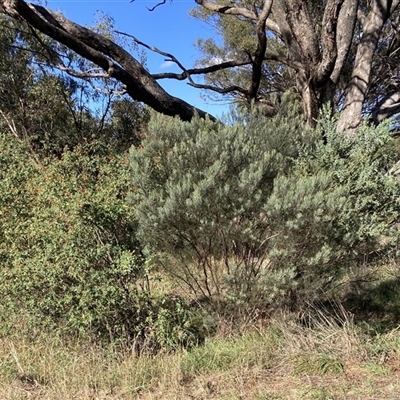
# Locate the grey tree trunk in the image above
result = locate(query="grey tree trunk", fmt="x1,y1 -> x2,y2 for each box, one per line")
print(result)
337,0 -> 400,132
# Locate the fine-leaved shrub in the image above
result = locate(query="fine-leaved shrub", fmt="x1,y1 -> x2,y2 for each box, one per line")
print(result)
130,105 -> 305,310
266,112 -> 400,304
130,106 -> 400,313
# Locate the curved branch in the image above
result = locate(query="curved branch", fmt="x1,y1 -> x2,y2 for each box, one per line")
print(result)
314,0 -> 344,87
195,0 -> 280,34
153,60 -> 252,80
0,0 -> 216,121
188,80 -> 249,96
147,0 -> 166,12
372,90 -> 400,123
195,0 -> 256,20
116,30 -> 188,73
57,64 -> 108,78
248,0 -> 273,100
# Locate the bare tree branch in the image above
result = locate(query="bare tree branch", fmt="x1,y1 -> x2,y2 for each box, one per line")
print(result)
314,0 -> 344,87
152,59 -> 252,80
130,0 -> 167,12
116,30 -> 188,72
0,0 -> 216,121
188,80 -> 249,96
147,0 -> 166,12
248,0 -> 273,100
57,65 -> 111,79
195,0 -> 256,20
195,0 -> 280,34
372,90 -> 400,124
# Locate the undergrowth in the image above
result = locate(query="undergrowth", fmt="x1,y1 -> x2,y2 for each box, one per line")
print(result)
2,301 -> 400,400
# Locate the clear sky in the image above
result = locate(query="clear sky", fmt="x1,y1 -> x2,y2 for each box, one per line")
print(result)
45,0 -> 229,118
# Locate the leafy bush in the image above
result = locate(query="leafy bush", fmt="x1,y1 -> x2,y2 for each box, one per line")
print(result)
265,113 -> 400,302
138,295 -> 213,351
130,106 -> 305,308
0,136 -> 146,340
130,107 -> 400,312
0,134 -> 210,350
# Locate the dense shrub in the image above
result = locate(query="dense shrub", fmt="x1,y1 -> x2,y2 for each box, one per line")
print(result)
0,135 -> 145,340
0,134 -> 209,349
265,113 -> 400,303
130,106 -> 304,307
130,108 -> 400,312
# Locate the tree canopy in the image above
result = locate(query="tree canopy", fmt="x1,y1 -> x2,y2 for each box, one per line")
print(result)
1,0 -> 400,129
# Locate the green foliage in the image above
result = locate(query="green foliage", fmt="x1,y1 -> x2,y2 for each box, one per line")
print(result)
0,15 -> 147,158
0,17 -> 84,156
130,106 -> 304,307
180,329 -> 280,378
0,134 -> 145,340
265,111 -> 400,301
106,98 -> 150,151
130,107 -> 400,312
293,353 -> 344,376
142,295 -> 213,350
0,19 -> 197,347
191,2 -> 294,108
0,135 -> 208,350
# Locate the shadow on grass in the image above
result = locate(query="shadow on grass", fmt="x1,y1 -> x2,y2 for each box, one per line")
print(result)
341,276 -> 400,333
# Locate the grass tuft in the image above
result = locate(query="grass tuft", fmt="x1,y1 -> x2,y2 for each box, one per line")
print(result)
2,302 -> 400,399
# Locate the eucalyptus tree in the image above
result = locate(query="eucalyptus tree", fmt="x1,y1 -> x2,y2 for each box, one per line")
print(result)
0,15 -> 147,157
1,0 -> 400,130
190,0 -> 400,130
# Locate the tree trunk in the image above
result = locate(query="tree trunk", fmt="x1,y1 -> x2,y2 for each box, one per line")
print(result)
337,0 -> 400,132
297,70 -> 320,128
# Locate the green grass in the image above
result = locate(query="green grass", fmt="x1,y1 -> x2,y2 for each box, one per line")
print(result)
180,327 -> 281,377
2,309 -> 400,400
2,260 -> 400,399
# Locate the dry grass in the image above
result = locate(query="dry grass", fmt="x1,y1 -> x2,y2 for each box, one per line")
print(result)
2,305 -> 400,400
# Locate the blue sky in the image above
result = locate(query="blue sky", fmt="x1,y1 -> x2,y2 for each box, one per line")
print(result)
45,0 -> 229,117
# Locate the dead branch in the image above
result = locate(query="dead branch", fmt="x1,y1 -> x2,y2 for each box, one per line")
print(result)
0,0 -> 215,121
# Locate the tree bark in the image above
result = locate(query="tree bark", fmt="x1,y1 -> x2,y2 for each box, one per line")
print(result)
372,90 -> 400,124
337,0 -> 400,132
330,0 -> 358,84
248,0 -> 273,101
297,70 -> 319,128
314,0 -> 344,87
